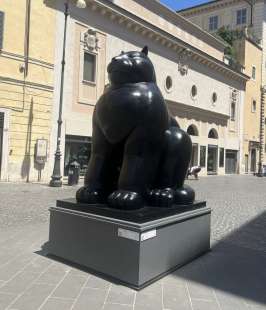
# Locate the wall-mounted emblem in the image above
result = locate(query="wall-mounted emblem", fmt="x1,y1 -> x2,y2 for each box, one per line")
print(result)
83,28 -> 99,51
177,48 -> 193,76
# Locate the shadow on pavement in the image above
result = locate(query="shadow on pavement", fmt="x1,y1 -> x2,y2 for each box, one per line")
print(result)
173,210 -> 266,306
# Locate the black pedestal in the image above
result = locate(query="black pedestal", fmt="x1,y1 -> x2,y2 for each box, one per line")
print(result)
45,199 -> 211,289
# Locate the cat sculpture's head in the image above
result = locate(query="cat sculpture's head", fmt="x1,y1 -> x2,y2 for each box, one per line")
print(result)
107,46 -> 156,85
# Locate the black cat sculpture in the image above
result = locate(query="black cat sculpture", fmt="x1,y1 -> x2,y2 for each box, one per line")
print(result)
76,46 -> 195,209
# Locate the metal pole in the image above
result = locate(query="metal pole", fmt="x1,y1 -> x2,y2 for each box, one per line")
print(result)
50,1 -> 69,187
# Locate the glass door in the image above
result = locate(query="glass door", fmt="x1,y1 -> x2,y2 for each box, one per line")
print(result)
207,145 -> 218,174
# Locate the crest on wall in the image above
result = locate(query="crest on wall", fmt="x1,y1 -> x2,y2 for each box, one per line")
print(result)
83,28 -> 99,51
177,48 -> 192,76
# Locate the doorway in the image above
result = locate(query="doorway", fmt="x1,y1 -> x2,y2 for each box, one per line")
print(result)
245,155 -> 248,173
225,150 -> 238,174
207,145 -> 218,174
191,143 -> 198,167
250,149 -> 256,173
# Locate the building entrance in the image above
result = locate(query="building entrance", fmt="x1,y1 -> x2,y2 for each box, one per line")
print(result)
207,145 -> 218,174
191,143 -> 198,166
250,149 -> 256,173
64,135 -> 92,176
225,150 -> 238,174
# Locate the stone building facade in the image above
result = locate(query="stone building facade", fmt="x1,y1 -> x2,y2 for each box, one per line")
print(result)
179,0 -> 265,174
47,0 -> 248,179
0,0 -> 56,182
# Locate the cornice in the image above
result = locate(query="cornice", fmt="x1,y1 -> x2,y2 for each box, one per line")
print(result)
179,0 -> 245,17
83,0 -> 249,83
0,76 -> 54,92
167,100 -> 230,122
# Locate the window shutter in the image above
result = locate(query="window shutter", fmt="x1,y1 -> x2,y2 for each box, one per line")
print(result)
0,11 -> 4,50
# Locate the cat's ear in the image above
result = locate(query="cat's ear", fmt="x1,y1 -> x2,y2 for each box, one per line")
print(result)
141,46 -> 148,56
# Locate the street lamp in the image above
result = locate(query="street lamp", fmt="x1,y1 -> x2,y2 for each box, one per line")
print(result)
50,0 -> 87,187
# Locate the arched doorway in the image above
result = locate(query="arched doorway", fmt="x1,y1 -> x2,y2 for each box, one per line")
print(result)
207,128 -> 218,174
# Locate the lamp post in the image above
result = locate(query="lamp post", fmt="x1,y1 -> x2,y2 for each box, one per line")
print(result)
50,0 -> 86,187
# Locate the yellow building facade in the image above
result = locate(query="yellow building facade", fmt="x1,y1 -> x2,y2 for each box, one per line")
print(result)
234,38 -> 263,173
0,0 -> 56,181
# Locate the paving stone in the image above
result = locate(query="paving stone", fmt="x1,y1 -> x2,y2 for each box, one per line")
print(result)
72,287 -> 107,310
0,255 -> 35,281
22,256 -> 52,274
0,292 -> 17,310
187,282 -> 216,301
39,297 -> 74,310
52,274 -> 87,299
163,274 -> 186,288
40,297 -> 74,310
68,268 -> 91,278
10,294 -> 50,310
106,284 -> 135,305
24,283 -> 55,296
85,275 -> 111,289
135,282 -> 162,310
163,284 -> 192,310
247,301 -> 266,310
36,265 -> 69,285
0,271 -> 37,294
103,304 -> 133,310
215,291 -> 249,309
191,299 -> 220,310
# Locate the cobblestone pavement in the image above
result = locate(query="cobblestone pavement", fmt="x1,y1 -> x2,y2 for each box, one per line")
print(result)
0,175 -> 266,310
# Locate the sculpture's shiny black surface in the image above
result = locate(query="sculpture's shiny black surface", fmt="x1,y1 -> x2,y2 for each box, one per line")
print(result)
76,46 -> 195,209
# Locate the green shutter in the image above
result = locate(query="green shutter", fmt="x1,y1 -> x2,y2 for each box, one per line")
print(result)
0,11 -> 4,49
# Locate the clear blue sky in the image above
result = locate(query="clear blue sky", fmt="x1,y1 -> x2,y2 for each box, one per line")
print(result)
160,0 -> 210,11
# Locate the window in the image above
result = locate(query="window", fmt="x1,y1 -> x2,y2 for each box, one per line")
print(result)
252,66 -> 256,80
187,125 -> 199,136
209,15 -> 218,31
219,148 -> 224,167
252,100 -> 256,113
165,76 -> 173,91
212,92 -> 217,104
236,8 -> 247,25
231,102 -> 236,121
200,146 -> 206,167
191,85 -> 197,98
83,52 -> 96,82
0,11 -> 4,49
208,129 -> 218,139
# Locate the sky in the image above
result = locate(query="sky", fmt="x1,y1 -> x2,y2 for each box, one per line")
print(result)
160,0 -> 210,11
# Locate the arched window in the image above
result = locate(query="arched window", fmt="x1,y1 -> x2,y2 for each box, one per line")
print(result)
208,128 -> 218,139
187,124 -> 199,136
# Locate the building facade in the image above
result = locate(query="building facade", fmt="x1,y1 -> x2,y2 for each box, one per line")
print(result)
233,37 -> 262,174
179,0 -> 266,174
46,0 -> 248,179
0,0 -> 56,182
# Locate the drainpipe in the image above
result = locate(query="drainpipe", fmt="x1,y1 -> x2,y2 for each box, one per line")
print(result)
24,0 -> 31,77
258,85 -> 265,176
